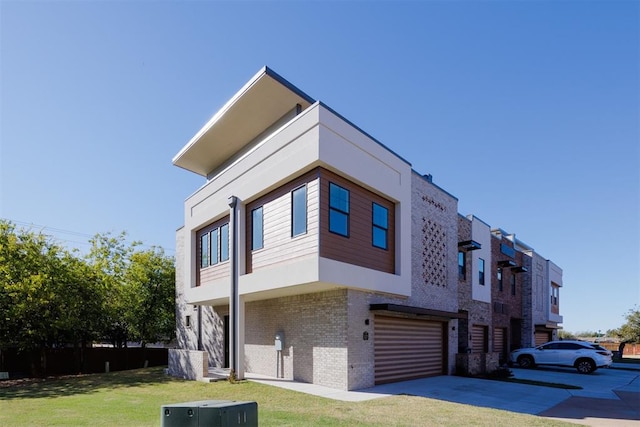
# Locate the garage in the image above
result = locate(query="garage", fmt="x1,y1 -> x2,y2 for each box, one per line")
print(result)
535,331 -> 551,346
494,327 -> 507,362
374,315 -> 445,384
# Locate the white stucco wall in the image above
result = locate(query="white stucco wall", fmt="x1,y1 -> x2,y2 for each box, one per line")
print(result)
470,216 -> 492,303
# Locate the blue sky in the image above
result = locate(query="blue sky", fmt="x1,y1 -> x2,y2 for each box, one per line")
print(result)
1,1 -> 638,334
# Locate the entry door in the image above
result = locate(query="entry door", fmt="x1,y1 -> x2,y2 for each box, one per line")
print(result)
223,315 -> 230,368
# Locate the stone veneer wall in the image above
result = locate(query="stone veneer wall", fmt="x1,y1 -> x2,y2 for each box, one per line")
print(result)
409,173 -> 459,374
168,349 -> 208,381
243,290 -> 349,390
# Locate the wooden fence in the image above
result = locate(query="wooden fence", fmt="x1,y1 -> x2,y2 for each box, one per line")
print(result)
0,347 -> 168,378
598,342 -> 640,356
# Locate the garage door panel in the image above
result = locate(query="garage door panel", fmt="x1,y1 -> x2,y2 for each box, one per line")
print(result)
374,315 -> 445,384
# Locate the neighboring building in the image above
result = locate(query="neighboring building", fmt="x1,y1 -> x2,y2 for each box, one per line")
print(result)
169,67 -> 563,390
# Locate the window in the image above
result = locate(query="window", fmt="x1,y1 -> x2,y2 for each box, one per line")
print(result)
292,186 -> 307,237
497,268 -> 503,291
252,207 -> 264,250
551,285 -> 559,306
199,223 -> 229,267
220,223 -> 229,261
210,229 -> 219,265
329,183 -> 349,236
200,234 -> 209,268
458,251 -> 466,279
185,315 -> 191,328
510,274 -> 516,295
372,203 -> 388,249
479,258 -> 485,285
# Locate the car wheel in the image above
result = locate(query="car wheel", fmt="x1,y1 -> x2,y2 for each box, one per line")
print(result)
518,355 -> 535,369
575,358 -> 595,374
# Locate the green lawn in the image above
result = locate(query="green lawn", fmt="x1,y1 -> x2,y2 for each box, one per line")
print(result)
0,368 -> 577,426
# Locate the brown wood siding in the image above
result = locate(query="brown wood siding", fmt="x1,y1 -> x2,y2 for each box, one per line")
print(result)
374,316 -> 444,384
196,215 -> 231,287
245,169 -> 320,273
319,169 -> 395,274
471,325 -> 488,353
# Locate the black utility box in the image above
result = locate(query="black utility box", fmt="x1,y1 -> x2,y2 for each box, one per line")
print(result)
161,400 -> 258,427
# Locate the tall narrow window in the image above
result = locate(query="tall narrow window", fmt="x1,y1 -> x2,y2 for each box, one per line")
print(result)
497,268 -> 503,291
479,258 -> 485,285
210,228 -> 219,265
458,251 -> 466,279
200,234 -> 209,268
510,274 -> 516,295
372,203 -> 388,249
220,223 -> 229,262
252,207 -> 264,250
329,183 -> 349,237
292,186 -> 307,237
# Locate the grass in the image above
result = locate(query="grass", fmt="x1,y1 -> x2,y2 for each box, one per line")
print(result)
0,367 -> 578,427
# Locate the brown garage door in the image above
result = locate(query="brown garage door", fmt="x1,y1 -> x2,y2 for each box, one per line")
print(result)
374,316 -> 444,384
471,325 -> 488,353
493,327 -> 506,354
535,331 -> 551,346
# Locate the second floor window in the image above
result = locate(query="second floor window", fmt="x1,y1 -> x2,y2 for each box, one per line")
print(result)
511,274 -> 516,295
220,223 -> 229,262
372,203 -> 388,249
479,258 -> 485,285
292,186 -> 307,237
252,207 -> 264,250
497,268 -> 503,291
329,182 -> 349,237
200,234 -> 209,268
199,223 -> 228,267
458,251 -> 466,279
551,285 -> 559,306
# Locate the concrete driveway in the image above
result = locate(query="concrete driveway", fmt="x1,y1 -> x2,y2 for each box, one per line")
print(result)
248,365 -> 639,426
359,366 -> 640,426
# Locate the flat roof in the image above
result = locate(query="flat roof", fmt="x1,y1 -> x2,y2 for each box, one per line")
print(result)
173,66 -> 315,177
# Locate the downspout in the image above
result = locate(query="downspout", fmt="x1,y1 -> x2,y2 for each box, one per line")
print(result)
228,195 -> 240,377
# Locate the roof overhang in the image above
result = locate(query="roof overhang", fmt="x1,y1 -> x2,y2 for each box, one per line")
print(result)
370,303 -> 466,321
172,66 -> 315,177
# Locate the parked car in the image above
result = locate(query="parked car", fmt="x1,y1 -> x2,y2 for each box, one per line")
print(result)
510,340 -> 613,374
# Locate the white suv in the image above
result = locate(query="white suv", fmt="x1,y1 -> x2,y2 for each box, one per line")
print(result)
510,340 -> 613,374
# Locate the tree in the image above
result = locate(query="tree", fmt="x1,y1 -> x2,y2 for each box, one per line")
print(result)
123,248 -> 176,347
0,221 -> 100,374
85,232 -> 175,348
85,231 -> 138,348
611,307 -> 640,344
558,330 -> 576,340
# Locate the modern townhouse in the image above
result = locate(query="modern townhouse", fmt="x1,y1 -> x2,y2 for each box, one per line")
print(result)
169,67 -> 563,390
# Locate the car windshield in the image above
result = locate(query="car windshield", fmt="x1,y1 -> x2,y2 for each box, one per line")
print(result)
590,344 -> 608,351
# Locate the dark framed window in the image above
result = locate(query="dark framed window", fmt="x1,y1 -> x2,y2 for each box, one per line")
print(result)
510,274 -> 516,295
329,182 -> 349,237
220,223 -> 229,262
200,234 -> 209,268
458,251 -> 466,279
252,207 -> 264,250
292,186 -> 307,237
372,203 -> 388,249
479,258 -> 485,286
497,268 -> 503,291
199,223 -> 228,267
210,228 -> 219,265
